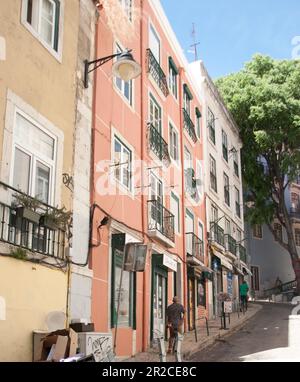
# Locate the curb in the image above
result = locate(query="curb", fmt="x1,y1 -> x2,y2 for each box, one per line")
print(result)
183,304 -> 263,360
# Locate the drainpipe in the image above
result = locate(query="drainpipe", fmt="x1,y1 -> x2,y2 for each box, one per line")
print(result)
140,0 -> 147,352
178,68 -> 188,330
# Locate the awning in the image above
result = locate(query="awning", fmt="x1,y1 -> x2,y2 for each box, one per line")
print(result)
233,266 -> 244,276
210,246 -> 233,271
169,56 -> 179,75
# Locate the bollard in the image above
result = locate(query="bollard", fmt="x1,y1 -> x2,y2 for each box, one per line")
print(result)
157,336 -> 166,362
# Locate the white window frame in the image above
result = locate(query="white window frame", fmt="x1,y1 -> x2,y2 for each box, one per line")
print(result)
21,0 -> 64,62
112,133 -> 133,193
253,224 -> 263,239
149,22 -> 161,64
114,41 -> 134,108
148,92 -> 162,134
118,0 -> 133,22
168,63 -> 178,99
196,159 -> 204,201
1,90 -> 63,207
169,121 -> 180,165
171,191 -> 180,235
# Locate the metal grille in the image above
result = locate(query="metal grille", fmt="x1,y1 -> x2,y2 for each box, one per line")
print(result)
148,200 -> 175,242
146,49 -> 169,97
182,108 -> 197,143
148,123 -> 170,166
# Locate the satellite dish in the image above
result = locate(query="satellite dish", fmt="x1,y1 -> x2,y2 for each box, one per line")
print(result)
45,311 -> 66,331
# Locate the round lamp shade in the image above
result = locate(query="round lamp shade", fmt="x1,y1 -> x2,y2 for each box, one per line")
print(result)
112,51 -> 141,82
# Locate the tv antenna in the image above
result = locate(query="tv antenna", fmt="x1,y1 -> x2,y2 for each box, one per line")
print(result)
190,23 -> 200,61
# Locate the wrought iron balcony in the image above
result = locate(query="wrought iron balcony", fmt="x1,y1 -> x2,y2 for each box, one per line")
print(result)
225,234 -> 237,256
0,182 -> 69,261
148,123 -> 170,166
290,206 -> 300,219
146,49 -> 169,97
148,200 -> 175,244
239,244 -> 247,264
210,223 -> 225,247
186,232 -> 204,264
182,108 -> 197,143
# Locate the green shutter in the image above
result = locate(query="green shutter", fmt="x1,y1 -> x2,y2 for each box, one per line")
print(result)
183,84 -> 193,100
196,107 -> 202,118
53,0 -> 60,52
169,56 -> 179,75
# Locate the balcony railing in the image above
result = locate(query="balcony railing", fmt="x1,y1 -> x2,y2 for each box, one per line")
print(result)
225,234 -> 237,256
148,123 -> 170,166
210,223 -> 224,247
183,108 -> 197,143
146,49 -> 169,97
239,244 -> 247,263
148,200 -> 175,243
290,206 -> 300,219
186,232 -> 204,264
0,182 -> 68,260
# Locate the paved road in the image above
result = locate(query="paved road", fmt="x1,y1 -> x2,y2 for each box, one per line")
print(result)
190,303 -> 300,362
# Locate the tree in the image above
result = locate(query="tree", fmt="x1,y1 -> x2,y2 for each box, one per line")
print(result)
216,54 -> 300,293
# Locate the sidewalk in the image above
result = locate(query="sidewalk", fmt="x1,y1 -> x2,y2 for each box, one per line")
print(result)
123,303 -> 262,362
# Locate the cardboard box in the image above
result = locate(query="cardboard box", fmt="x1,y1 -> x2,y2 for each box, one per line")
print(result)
39,328 -> 78,362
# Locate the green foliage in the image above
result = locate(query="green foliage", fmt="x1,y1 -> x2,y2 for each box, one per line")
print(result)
12,193 -> 42,211
10,247 -> 27,260
216,54 -> 300,227
42,206 -> 72,228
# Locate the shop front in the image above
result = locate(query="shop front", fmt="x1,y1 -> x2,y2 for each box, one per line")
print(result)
151,253 -> 177,340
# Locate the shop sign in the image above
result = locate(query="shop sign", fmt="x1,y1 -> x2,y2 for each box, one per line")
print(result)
163,254 -> 177,272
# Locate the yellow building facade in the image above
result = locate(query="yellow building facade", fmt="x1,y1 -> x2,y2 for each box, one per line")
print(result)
0,0 -> 96,361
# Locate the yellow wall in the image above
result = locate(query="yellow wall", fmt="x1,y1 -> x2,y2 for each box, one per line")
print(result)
0,256 -> 68,361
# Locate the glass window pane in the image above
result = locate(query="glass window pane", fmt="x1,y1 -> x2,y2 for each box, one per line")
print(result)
41,0 -> 55,46
114,139 -> 122,182
149,25 -> 160,63
13,148 -> 31,194
35,161 -> 50,203
114,265 -> 131,327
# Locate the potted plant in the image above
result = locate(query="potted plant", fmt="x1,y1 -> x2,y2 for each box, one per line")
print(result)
39,206 -> 71,230
12,193 -> 42,224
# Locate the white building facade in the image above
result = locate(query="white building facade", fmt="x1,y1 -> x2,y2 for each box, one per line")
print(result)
190,61 -> 251,318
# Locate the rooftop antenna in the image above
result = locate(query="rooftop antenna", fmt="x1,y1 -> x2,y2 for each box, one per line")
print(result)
190,23 -> 200,61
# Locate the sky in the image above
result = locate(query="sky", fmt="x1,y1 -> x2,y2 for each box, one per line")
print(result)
160,0 -> 300,79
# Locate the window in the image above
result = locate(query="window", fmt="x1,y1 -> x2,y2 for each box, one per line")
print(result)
171,192 -> 180,234
235,187 -> 241,218
111,233 -> 136,328
210,155 -> 217,192
253,224 -> 263,239
196,160 -> 203,199
224,172 -> 230,206
149,24 -> 160,64
251,266 -> 260,291
195,108 -> 201,139
211,205 -> 218,224
118,0 -> 132,21
225,218 -> 231,235
291,193 -> 300,211
198,221 -> 204,243
24,0 -> 61,52
295,229 -> 300,247
113,136 -> 132,191
13,112 -> 56,204
183,84 -> 193,116
115,43 -> 133,105
237,229 -> 242,243
168,57 -> 178,99
169,123 -> 179,162
184,147 -> 195,197
208,108 -> 215,144
149,94 -> 162,133
233,148 -> 239,177
222,130 -> 228,162
274,223 -> 283,242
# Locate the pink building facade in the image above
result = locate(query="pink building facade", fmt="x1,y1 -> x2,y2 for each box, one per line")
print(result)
90,0 -> 209,357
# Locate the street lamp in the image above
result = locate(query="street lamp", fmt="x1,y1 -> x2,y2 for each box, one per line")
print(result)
84,49 -> 142,88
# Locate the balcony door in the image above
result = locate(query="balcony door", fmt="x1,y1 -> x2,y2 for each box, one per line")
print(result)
185,209 -> 194,256
150,173 -> 163,231
149,94 -> 162,134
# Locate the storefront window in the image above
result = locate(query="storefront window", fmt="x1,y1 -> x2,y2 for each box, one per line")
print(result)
197,279 -> 206,307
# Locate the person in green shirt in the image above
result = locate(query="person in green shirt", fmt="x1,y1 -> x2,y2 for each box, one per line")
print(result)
239,280 -> 249,311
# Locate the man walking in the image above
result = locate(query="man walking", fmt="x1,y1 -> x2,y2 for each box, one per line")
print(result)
239,279 -> 249,311
166,296 -> 185,354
